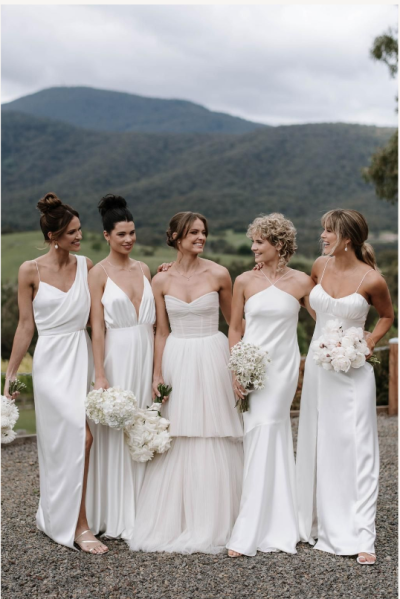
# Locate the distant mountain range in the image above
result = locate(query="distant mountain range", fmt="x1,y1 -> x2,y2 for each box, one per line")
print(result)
2,91 -> 396,255
2,86 -> 266,134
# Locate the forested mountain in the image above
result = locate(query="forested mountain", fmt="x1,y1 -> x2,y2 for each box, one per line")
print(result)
2,109 -> 396,254
1,87 -> 265,134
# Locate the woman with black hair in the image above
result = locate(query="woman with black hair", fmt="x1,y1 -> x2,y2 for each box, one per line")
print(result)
86,194 -> 155,540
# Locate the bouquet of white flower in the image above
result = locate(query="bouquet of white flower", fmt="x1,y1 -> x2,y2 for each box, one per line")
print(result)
228,341 -> 271,412
311,319 -> 378,373
1,395 -> 19,444
85,386 -> 138,429
124,398 -> 172,463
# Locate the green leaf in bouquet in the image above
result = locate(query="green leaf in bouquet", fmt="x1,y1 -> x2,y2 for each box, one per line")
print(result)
9,378 -> 27,396
367,355 -> 380,366
156,383 -> 172,403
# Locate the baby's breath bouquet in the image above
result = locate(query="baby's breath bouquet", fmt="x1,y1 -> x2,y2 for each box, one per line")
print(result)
85,386 -> 138,429
228,342 -> 271,412
1,395 -> 19,444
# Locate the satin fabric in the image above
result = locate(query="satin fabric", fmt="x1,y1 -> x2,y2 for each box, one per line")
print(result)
227,285 -> 301,556
296,283 -> 379,555
128,291 -> 244,554
86,269 -> 155,539
32,255 -> 92,549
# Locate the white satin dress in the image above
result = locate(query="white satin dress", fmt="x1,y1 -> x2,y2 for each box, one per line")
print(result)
32,255 -> 92,549
227,271 -> 301,556
86,262 -> 155,539
296,262 -> 379,555
128,291 -> 244,554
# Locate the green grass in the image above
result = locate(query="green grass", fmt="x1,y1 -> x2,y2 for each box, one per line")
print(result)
15,408 -> 36,434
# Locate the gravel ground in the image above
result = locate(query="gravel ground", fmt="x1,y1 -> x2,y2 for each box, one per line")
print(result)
2,416 -> 397,599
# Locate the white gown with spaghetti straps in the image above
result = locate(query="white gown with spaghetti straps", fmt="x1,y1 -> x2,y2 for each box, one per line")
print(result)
128,291 -> 244,554
296,261 -> 379,555
32,255 -> 92,549
227,270 -> 301,556
86,262 -> 155,539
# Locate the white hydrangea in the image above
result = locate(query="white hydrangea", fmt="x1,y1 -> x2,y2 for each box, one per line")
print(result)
124,404 -> 172,463
1,395 -> 19,444
85,387 -> 137,429
312,320 -> 373,374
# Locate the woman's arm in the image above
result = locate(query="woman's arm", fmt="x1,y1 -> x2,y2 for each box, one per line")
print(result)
88,267 -> 109,390
364,273 -> 395,357
218,267 -> 233,326
4,262 -> 37,398
299,272 -> 316,320
152,275 -> 171,401
228,275 -> 247,400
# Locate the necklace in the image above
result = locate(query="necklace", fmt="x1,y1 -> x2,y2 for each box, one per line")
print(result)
106,259 -> 136,271
174,261 -> 199,281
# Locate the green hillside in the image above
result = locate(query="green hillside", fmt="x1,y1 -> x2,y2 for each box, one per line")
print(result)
1,110 -> 396,255
1,87 -> 265,134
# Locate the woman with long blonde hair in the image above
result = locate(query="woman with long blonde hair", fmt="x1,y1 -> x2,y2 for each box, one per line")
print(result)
296,209 -> 394,565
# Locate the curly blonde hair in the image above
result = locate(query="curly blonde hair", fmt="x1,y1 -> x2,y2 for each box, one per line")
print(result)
247,213 -> 297,271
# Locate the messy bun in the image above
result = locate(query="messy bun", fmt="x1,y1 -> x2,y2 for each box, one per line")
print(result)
37,192 -> 79,243
166,212 -> 208,249
98,194 -> 133,233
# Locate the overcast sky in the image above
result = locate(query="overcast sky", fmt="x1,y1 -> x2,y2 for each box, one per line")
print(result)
1,4 -> 398,126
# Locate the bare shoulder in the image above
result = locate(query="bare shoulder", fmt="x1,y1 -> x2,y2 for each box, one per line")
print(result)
151,270 -> 169,291
233,270 -> 254,290
19,260 -> 38,282
290,268 -> 313,287
364,269 -> 387,291
88,261 -> 107,281
202,258 -> 228,275
85,256 -> 94,271
312,256 -> 329,274
138,261 -> 151,279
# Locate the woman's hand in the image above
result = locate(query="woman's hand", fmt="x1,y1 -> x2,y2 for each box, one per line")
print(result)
152,376 -> 169,403
3,378 -> 19,401
364,332 -> 376,360
253,262 -> 264,271
232,373 -> 247,400
157,262 -> 174,273
93,377 -> 110,391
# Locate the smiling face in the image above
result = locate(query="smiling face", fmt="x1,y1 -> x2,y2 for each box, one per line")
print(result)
51,216 -> 82,252
320,220 -> 349,255
251,233 -> 279,264
105,221 -> 136,255
178,218 -> 207,255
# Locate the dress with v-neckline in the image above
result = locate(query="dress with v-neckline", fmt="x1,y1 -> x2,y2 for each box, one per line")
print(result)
33,256 -> 78,302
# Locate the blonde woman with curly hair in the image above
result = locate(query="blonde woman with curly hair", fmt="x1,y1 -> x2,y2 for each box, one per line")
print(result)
296,209 -> 394,566
227,213 -> 315,558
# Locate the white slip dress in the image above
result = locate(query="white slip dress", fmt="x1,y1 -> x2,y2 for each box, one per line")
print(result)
128,291 -> 244,554
227,271 -> 301,556
296,261 -> 379,555
32,255 -> 92,549
86,262 -> 155,539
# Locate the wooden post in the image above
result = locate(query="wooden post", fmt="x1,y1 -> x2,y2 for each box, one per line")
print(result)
388,338 -> 398,416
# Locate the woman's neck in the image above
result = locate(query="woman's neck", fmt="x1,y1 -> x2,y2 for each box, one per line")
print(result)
175,252 -> 199,273
107,249 -> 132,268
261,257 -> 284,280
47,246 -> 72,267
330,250 -> 360,272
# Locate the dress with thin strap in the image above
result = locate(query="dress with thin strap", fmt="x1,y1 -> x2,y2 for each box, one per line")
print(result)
296,260 -> 379,555
86,262 -> 155,539
227,269 -> 301,555
32,255 -> 92,549
128,291 -> 243,554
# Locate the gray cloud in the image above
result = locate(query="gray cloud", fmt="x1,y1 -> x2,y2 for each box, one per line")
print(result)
1,4 -> 397,126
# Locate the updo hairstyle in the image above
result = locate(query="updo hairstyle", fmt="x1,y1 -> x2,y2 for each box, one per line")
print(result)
247,213 -> 297,271
98,194 -> 134,233
166,212 -> 208,249
321,209 -> 378,270
37,192 -> 79,243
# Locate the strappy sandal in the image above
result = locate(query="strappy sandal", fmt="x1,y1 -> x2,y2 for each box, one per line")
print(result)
74,529 -> 109,554
357,552 -> 376,565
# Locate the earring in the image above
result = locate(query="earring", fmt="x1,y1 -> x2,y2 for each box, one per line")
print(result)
55,243 -> 58,249
345,245 -> 348,252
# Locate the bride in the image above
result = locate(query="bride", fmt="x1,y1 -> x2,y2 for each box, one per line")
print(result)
128,211 -> 243,554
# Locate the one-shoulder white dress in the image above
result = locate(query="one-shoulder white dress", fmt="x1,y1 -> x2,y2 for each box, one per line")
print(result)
32,255 -> 92,549
227,272 -> 301,556
128,291 -> 243,554
296,262 -> 379,555
86,262 -> 156,539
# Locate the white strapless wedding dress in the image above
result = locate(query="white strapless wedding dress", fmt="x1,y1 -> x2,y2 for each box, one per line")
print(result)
86,263 -> 155,539
227,278 -> 301,556
128,291 -> 243,554
32,255 -> 92,549
296,266 -> 379,555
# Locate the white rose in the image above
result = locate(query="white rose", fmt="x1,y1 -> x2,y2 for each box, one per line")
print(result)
351,352 -> 366,369
331,354 -> 352,373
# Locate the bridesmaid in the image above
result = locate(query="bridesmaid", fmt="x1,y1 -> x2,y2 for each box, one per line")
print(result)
128,211 -> 243,554
86,194 -> 155,540
296,209 -> 394,565
227,213 -> 315,557
3,193 -> 108,554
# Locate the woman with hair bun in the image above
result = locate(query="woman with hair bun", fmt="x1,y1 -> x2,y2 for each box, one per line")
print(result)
128,211 -> 243,554
3,193 -> 108,554
86,194 -> 155,540
296,209 -> 394,565
226,213 -> 315,558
